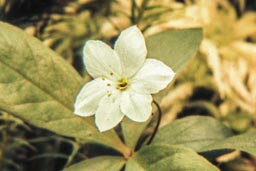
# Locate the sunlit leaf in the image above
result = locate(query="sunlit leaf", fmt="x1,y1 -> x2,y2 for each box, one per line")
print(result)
200,130 -> 256,157
0,22 -> 125,153
125,158 -> 145,171
146,28 -> 203,72
133,144 -> 219,171
153,116 -> 234,151
64,156 -> 125,171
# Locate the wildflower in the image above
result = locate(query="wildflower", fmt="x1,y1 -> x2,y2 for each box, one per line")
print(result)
74,26 -> 175,132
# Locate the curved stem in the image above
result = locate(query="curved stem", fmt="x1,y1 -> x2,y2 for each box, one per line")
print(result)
147,100 -> 162,145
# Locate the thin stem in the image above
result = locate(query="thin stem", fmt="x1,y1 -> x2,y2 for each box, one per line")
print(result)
147,100 -> 162,145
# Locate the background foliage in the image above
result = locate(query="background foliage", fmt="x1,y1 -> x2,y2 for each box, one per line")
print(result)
0,0 -> 256,171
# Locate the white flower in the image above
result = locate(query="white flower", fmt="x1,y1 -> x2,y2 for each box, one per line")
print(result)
74,25 -> 175,132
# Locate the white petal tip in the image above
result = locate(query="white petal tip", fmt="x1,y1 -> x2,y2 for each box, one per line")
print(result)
96,117 -> 123,132
131,116 -> 150,122
74,107 -> 95,117
96,125 -> 113,132
125,25 -> 140,32
73,111 -> 85,117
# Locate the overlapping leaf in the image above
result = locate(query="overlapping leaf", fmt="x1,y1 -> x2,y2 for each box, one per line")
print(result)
132,144 -> 219,171
200,130 -> 256,156
146,28 -> 202,72
153,116 -> 234,151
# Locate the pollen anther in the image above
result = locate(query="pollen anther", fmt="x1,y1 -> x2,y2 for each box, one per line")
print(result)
116,78 -> 128,90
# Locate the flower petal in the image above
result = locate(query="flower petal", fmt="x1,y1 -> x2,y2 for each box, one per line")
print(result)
131,58 -> 175,94
83,40 -> 121,80
74,78 -> 112,117
95,91 -> 124,132
121,91 -> 152,122
114,25 -> 147,77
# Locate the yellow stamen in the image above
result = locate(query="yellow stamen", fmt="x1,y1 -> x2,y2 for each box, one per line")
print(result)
116,78 -> 128,90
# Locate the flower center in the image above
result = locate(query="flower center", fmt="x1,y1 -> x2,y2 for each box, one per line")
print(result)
116,78 -> 128,90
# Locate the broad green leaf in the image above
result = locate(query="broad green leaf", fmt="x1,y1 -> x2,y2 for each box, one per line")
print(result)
134,144 -> 219,171
200,130 -> 256,156
146,28 -> 203,72
125,158 -> 145,171
0,22 -> 126,153
153,116 -> 234,151
64,156 -> 125,171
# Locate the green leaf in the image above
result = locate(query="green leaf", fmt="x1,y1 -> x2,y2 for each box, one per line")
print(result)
146,28 -> 203,72
133,144 -> 219,171
125,159 -> 145,171
200,130 -> 256,157
121,117 -> 150,150
153,116 -> 234,151
64,156 -> 125,171
0,22 -> 126,153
